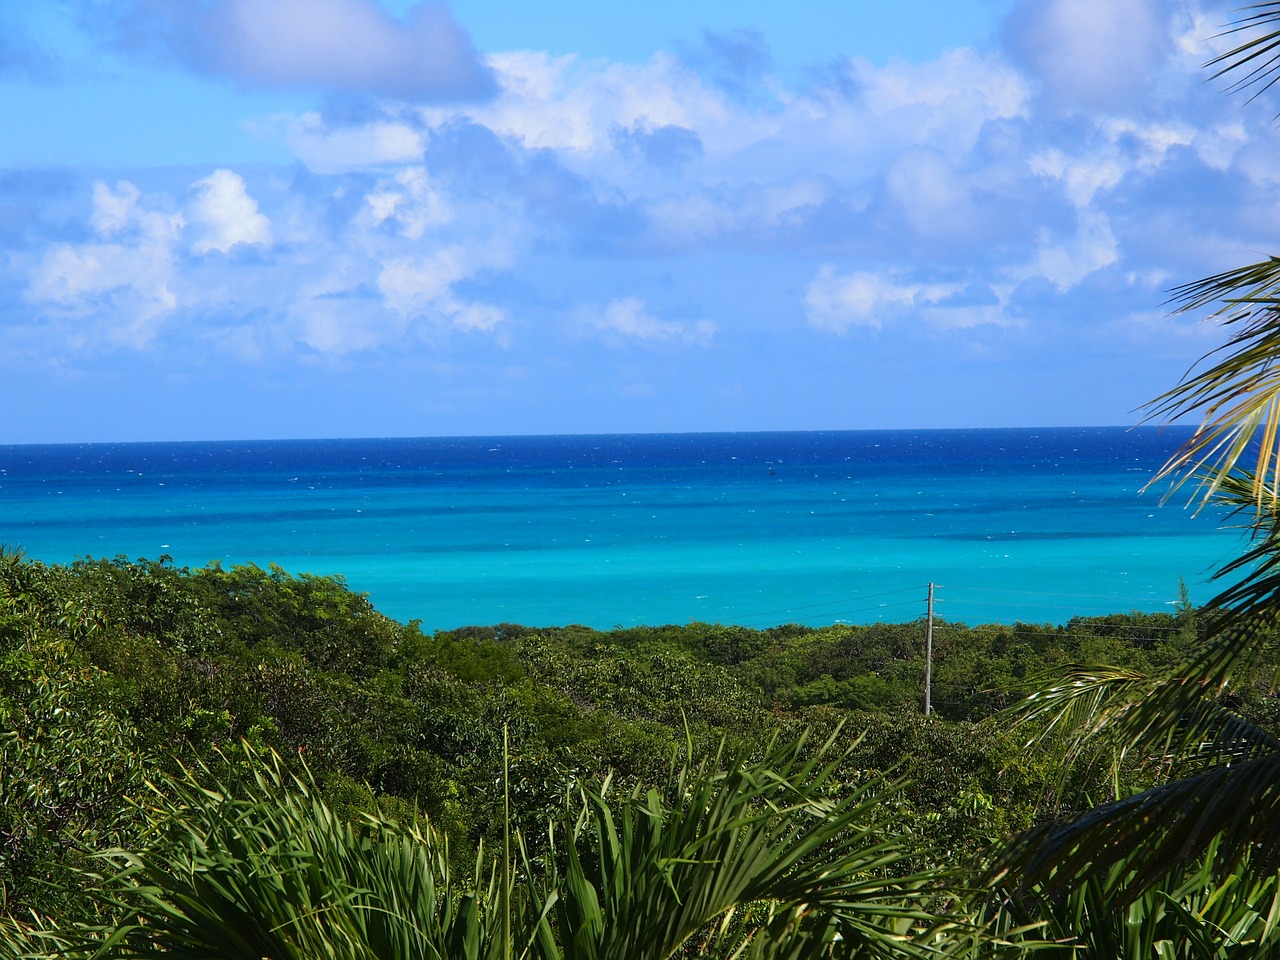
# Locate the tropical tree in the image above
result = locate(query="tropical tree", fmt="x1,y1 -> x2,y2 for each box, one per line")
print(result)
991,2 -> 1280,905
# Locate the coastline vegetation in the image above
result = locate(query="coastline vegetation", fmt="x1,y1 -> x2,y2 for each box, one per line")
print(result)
5,549 -> 1280,956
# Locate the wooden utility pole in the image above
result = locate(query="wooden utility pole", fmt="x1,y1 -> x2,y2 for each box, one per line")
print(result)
924,582 -> 934,717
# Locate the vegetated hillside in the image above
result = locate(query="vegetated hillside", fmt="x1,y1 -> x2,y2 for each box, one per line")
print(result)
2,551 -> 1272,919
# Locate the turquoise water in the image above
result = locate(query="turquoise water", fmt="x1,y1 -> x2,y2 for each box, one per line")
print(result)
0,428 -> 1248,629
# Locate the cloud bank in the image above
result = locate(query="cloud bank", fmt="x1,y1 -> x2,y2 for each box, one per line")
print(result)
101,0 -> 495,100
3,0 -> 1279,436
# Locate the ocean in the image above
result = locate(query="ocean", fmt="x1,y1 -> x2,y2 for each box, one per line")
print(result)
0,427 -> 1250,630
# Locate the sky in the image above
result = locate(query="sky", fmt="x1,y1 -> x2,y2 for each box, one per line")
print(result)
2,0 -> 1278,442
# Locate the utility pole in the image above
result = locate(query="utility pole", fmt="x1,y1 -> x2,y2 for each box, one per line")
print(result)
924,582 -> 934,717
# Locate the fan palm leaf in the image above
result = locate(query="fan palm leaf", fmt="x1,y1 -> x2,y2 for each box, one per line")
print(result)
533,729 -> 965,960
33,735 -> 980,960
988,470 -> 1280,899
70,750 -> 522,960
1143,2 -> 1280,510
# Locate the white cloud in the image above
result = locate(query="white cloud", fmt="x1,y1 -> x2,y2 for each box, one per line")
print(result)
1007,0 -> 1168,112
292,297 -> 402,355
90,180 -> 141,235
583,297 -> 716,345
855,49 -> 1028,126
804,267 -> 961,333
283,112 -> 426,172
187,169 -> 272,254
375,243 -> 510,342
379,246 -> 470,312
363,166 -> 453,239
421,50 -> 759,161
1028,116 -> 1197,211
1020,211 -> 1119,290
28,180 -> 184,348
12,0 -> 1280,393
1195,122 -> 1248,171
885,148 -> 978,238
1101,118 -> 1196,166
110,0 -> 494,101
1030,149 -> 1126,207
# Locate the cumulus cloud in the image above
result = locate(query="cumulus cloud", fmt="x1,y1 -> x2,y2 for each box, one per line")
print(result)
17,169 -> 514,358
583,298 -> 716,345
846,49 -> 1029,152
375,243 -> 510,342
1005,0 -> 1169,112
187,169 -> 272,254
804,267 -> 961,332
90,179 -> 142,235
363,166 -> 453,239
281,111 -> 428,172
435,50 -> 755,157
884,148 -> 982,239
103,0 -> 495,101
28,180 -> 183,348
13,0 -> 1280,390
1020,211 -> 1119,291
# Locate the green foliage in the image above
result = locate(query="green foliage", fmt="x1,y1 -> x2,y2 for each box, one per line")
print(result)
0,639 -> 149,917
6,548 -> 1271,955
986,846 -> 1280,959
14,737 -> 972,960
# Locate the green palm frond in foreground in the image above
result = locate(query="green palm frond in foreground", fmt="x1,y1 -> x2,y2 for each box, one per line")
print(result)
990,474 -> 1280,900
985,849 -> 1280,960
1146,257 -> 1280,511
7,734 -> 975,960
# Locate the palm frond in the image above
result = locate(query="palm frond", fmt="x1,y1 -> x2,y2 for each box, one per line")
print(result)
988,846 -> 1280,959
70,748 -> 517,960
535,728 -> 967,960
995,751 -> 1280,900
28,735 -> 987,960
1205,2 -> 1280,108
994,492 -> 1280,900
1008,655 -> 1280,792
1145,258 -> 1280,511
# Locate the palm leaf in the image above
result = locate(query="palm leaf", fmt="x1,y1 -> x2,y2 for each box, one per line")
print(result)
27,736 -> 992,960
993,629 -> 1280,898
1143,0 -> 1280,507
67,749 -> 520,960
533,729 -> 967,960
994,751 -> 1280,902
1145,258 -> 1280,511
1008,661 -> 1280,783
994,483 -> 1280,899
1205,2 -> 1280,108
987,847 -> 1280,959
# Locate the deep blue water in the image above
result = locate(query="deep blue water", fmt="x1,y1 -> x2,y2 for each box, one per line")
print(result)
0,428 -> 1248,629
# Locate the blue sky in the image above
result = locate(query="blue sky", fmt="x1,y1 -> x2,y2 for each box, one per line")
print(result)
1,0 -> 1276,442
